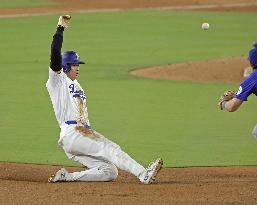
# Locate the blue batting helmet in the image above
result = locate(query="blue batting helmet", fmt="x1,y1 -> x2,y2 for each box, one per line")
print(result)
248,48 -> 257,66
62,51 -> 85,73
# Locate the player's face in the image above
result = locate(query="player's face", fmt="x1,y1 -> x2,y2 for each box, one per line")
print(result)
67,64 -> 80,80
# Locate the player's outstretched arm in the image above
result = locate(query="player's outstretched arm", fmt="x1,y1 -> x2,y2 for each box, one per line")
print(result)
222,98 -> 242,112
49,15 -> 71,72
218,90 -> 243,112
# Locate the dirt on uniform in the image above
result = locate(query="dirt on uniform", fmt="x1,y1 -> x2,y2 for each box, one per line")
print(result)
1,1 -> 257,205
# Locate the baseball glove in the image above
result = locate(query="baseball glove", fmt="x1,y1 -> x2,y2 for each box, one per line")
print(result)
218,90 -> 236,110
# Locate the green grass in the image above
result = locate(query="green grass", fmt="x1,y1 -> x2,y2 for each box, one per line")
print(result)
0,0 -> 59,8
0,10 -> 257,167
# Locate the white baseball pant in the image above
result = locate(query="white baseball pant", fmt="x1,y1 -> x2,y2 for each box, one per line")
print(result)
58,124 -> 146,181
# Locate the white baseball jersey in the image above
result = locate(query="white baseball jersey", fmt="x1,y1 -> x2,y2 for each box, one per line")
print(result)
46,67 -> 146,182
46,68 -> 91,128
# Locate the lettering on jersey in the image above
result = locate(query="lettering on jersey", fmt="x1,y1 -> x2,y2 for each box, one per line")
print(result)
69,84 -> 86,101
236,86 -> 242,95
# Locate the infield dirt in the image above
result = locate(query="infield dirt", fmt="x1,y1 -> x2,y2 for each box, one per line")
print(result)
1,1 -> 257,204
1,162 -> 257,205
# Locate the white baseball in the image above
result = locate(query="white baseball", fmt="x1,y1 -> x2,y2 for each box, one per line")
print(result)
201,22 -> 210,30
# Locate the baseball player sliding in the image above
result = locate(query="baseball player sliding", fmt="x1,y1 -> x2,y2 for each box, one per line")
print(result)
46,15 -> 163,184
218,43 -> 257,138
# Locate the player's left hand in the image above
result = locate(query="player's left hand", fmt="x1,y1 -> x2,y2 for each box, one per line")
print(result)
218,90 -> 236,110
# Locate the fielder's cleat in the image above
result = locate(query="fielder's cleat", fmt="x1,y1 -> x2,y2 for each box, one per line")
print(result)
139,158 -> 163,184
48,168 -> 69,183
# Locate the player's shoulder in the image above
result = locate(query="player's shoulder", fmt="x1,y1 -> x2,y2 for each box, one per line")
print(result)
242,69 -> 257,84
47,67 -> 68,88
252,69 -> 257,77
49,67 -> 62,75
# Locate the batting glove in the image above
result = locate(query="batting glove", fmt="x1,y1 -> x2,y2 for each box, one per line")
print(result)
57,15 -> 71,28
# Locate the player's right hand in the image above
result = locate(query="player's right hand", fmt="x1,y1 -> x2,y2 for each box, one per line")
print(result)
57,15 -> 71,28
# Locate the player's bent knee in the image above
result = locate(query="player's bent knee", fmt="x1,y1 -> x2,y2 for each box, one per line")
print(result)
252,125 -> 257,139
108,164 -> 118,181
102,164 -> 118,181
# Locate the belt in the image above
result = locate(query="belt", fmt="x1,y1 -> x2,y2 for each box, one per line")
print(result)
65,121 -> 91,128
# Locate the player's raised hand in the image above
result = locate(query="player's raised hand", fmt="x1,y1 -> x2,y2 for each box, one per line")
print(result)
57,15 -> 71,28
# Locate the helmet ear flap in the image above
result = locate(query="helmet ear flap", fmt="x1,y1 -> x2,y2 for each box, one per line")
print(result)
64,63 -> 71,73
63,63 -> 71,73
